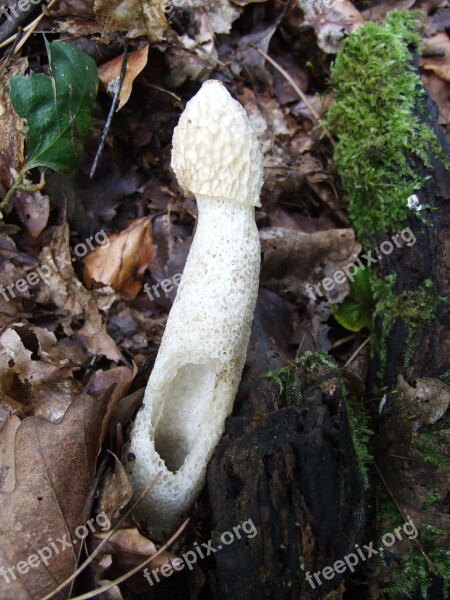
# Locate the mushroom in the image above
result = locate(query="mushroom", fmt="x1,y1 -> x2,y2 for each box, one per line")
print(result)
126,80 -> 263,533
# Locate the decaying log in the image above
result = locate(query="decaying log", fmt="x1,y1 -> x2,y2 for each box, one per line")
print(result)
370,53 -> 450,596
205,360 -> 366,599
370,54 -> 450,387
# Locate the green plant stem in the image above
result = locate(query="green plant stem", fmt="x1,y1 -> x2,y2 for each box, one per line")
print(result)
0,164 -> 28,213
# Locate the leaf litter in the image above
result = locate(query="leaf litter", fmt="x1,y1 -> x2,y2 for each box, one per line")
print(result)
0,0 -> 448,598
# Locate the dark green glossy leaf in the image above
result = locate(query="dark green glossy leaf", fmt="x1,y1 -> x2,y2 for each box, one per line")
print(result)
10,38 -> 98,173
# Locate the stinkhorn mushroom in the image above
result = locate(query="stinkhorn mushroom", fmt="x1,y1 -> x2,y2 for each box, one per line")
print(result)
126,80 -> 263,533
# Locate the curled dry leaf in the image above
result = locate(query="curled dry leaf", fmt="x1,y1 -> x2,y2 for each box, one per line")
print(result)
45,0 -> 95,19
0,57 -> 28,187
14,189 -> 50,238
87,366 -> 136,399
422,32 -> 450,82
94,0 -> 168,41
35,221 -> 121,361
207,0 -> 242,34
396,374 -> 450,426
0,391 -> 111,600
97,453 -> 134,520
0,326 -> 85,424
83,218 -> 155,300
90,526 -> 178,591
99,45 -> 149,111
166,12 -> 218,87
299,0 -> 363,54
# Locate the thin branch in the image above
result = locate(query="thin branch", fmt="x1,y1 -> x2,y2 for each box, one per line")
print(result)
344,336 -> 371,368
69,518 -> 190,600
90,41 -> 128,179
255,47 -> 321,120
374,461 -> 437,574
0,0 -> 59,50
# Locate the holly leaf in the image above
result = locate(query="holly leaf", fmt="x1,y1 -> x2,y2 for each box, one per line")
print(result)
9,37 -> 98,173
332,267 -> 374,332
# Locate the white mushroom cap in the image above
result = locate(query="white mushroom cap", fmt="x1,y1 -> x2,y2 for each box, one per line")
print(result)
171,80 -> 263,207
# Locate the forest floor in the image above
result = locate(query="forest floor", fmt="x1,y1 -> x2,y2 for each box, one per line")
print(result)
0,1 -> 449,599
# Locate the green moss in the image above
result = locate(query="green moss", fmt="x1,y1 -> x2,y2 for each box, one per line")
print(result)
345,398 -> 373,489
370,274 -> 444,375
412,412 -> 450,472
325,11 -> 444,248
266,352 -> 373,488
379,495 -> 450,599
265,351 -> 335,405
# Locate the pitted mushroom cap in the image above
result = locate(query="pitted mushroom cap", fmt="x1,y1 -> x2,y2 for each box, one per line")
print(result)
171,80 -> 263,207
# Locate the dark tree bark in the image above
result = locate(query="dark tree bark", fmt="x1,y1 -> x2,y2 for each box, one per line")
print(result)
370,53 -> 450,387
370,53 -> 450,597
205,360 -> 366,600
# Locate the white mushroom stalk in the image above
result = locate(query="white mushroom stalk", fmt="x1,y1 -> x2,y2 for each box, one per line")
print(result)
126,80 -> 263,533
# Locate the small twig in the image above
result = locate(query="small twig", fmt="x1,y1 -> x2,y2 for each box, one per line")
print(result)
374,461 -> 437,574
142,82 -> 182,103
41,472 -> 163,600
0,165 -> 27,212
344,335 -> 371,368
0,0 -> 59,50
90,41 -> 128,179
69,518 -> 189,600
255,47 -> 321,120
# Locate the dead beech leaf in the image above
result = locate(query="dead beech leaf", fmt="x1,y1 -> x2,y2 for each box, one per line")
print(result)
299,0 -> 363,54
0,57 -> 27,179
0,391 -> 110,600
0,326 -> 84,422
97,453 -> 133,520
396,375 -> 450,426
90,526 -> 177,591
422,32 -> 450,82
83,218 -> 155,300
99,45 -> 149,111
15,189 -> 50,238
35,221 -> 121,361
94,0 -> 168,41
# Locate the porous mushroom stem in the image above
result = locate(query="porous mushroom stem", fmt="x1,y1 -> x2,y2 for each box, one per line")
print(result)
126,80 -> 263,534
127,195 -> 260,532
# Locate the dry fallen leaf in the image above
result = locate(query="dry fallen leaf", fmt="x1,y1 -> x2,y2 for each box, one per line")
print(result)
35,221 -> 121,361
299,0 -> 364,54
83,218 -> 155,300
99,45 -> 149,111
0,326 -> 83,422
0,391 -> 111,600
90,526 -> 178,592
422,32 -> 450,82
396,375 -> 450,426
0,57 -> 28,181
94,0 -> 168,41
